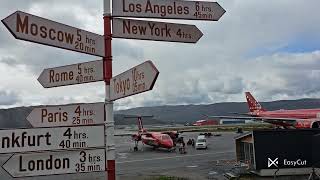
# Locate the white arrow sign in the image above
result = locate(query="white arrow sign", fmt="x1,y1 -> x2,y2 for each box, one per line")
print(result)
113,0 -> 226,21
113,18 -> 203,43
38,60 -> 104,88
2,11 -> 105,57
27,102 -> 105,127
0,125 -> 104,154
110,61 -> 159,100
3,149 -> 105,177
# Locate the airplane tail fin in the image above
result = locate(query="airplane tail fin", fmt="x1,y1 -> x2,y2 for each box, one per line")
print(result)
138,117 -> 144,132
245,92 -> 266,112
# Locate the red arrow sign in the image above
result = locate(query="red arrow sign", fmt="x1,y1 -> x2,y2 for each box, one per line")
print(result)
2,149 -> 105,177
113,0 -> 226,21
0,126 -> 105,154
2,11 -> 105,57
112,18 -> 203,43
27,103 -> 105,127
110,61 -> 159,100
37,60 -> 104,88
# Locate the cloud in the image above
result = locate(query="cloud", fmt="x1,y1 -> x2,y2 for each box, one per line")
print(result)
0,56 -> 19,66
114,49 -> 320,109
0,0 -> 145,74
0,90 -> 20,106
113,40 -> 145,60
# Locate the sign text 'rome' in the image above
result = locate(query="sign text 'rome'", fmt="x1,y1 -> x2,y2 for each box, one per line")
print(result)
1,11 -> 105,57
27,103 -> 105,127
113,18 -> 203,43
110,60 -> 159,100
0,125 -> 104,154
2,149 -> 105,177
38,60 -> 104,88
113,0 -> 226,21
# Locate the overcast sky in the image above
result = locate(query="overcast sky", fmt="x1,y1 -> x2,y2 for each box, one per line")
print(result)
1,0 -> 320,110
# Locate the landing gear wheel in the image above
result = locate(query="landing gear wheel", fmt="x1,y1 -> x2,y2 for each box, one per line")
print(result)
133,140 -> 139,151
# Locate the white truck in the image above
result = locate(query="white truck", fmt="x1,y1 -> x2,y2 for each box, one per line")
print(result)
195,135 -> 208,149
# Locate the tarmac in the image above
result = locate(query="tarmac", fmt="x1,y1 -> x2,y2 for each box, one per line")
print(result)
116,131 -> 236,180
0,131 -> 238,180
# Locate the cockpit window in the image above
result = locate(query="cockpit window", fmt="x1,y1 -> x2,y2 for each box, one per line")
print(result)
162,135 -> 170,140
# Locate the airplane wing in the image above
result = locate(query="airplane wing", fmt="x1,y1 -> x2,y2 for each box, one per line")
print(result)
229,112 -> 251,116
115,133 -> 134,136
210,115 -> 297,126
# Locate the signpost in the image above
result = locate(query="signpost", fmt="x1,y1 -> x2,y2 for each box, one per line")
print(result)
0,125 -> 104,154
112,18 -> 203,43
27,103 -> 105,127
113,0 -> 226,21
2,149 -> 105,177
110,61 -> 159,100
1,11 -> 105,57
37,60 -> 104,88
2,0 -> 225,179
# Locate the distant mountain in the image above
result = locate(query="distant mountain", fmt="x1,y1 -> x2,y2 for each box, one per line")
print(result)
0,106 -> 33,128
116,98 -> 320,124
114,114 -> 164,125
1,98 -> 320,128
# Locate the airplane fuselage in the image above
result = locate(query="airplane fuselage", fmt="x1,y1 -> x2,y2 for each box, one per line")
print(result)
250,108 -> 320,119
141,133 -> 174,149
236,92 -> 320,129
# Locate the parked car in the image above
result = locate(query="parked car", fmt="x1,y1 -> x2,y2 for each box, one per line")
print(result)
199,132 -> 213,137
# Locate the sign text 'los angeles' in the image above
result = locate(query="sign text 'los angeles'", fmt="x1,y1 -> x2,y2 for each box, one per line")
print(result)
113,0 -> 226,21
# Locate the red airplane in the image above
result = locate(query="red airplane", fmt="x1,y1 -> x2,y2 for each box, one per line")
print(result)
129,116 -> 179,151
192,119 -> 219,126
211,92 -> 320,129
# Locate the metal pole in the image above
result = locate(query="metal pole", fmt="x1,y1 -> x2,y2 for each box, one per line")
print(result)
103,0 -> 115,180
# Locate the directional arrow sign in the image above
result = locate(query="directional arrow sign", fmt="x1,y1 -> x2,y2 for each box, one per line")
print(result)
110,61 -> 159,100
113,0 -> 225,21
38,60 -> 103,88
2,11 -> 104,57
27,102 -> 105,127
113,18 -> 203,43
0,125 -> 104,154
3,149 -> 105,177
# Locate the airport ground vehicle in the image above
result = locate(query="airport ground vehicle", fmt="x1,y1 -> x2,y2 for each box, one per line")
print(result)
200,132 -> 213,137
129,116 -> 179,151
195,135 -> 207,149
211,92 -> 320,129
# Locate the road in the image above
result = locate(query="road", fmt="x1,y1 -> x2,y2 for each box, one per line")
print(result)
0,131 -> 237,180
